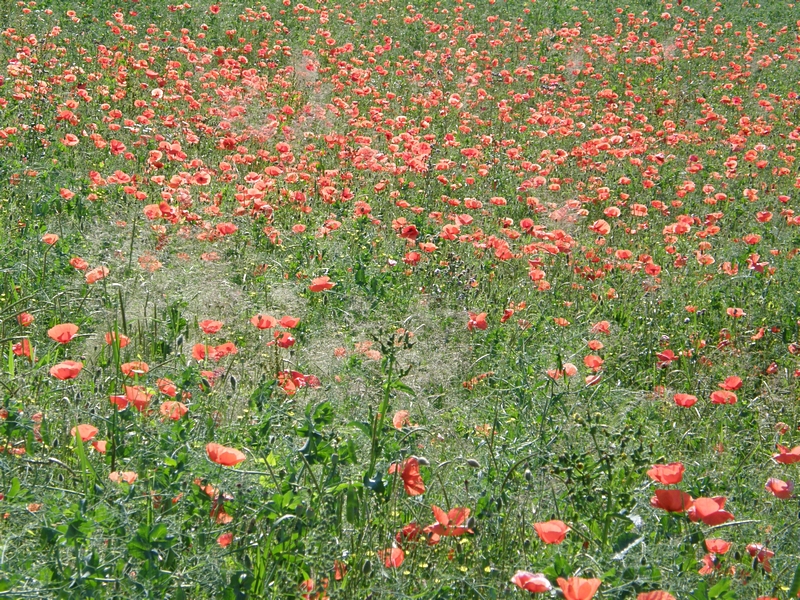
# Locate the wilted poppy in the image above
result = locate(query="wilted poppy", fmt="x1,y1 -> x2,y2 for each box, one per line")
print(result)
764,478 -> 793,499
647,462 -> 685,485
389,457 -> 425,496
50,360 -> 83,380
533,520 -> 570,544
308,276 -> 335,292
71,424 -> 98,442
48,323 -> 79,343
392,410 -> 412,429
557,577 -> 602,600
511,571 -> 552,593
206,442 -> 246,466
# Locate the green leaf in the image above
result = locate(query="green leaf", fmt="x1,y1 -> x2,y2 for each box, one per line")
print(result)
6,477 -> 20,500
788,563 -> 800,598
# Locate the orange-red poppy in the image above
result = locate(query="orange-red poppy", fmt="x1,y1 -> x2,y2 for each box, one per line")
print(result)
92,440 -> 107,454
69,256 -> 89,270
308,276 -> 335,292
160,401 -> 189,420
378,547 -> 404,568
121,361 -> 149,377
467,312 -> 488,331
206,442 -> 246,466
157,378 -> 177,397
688,497 -> 734,525
764,477 -> 793,499
673,393 -> 697,408
279,315 -> 300,328
704,539 -> 731,554
105,332 -> 130,348
773,445 -> 800,464
710,390 -> 737,405
250,314 -> 278,329
71,424 -> 98,442
109,471 -> 138,484
511,571 -> 552,593
199,319 -> 224,334
41,233 -> 59,245
17,312 -> 34,327
746,544 -> 774,572
718,376 -> 742,391
650,489 -> 693,512
50,360 -> 83,380
424,505 -> 472,543
124,385 -> 152,412
557,577 -> 602,600
647,462 -> 685,485
637,591 -> 676,600
217,532 -> 233,548
533,520 -> 570,544
389,457 -> 425,496
12,339 -> 32,358
85,266 -> 109,284
48,323 -> 79,343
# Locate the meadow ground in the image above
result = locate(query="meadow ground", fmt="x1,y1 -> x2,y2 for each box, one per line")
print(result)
0,0 -> 800,597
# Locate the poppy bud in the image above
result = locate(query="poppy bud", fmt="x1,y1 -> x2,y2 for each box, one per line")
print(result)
361,559 -> 372,575
416,456 -> 430,467
230,375 -> 237,392
176,334 -> 184,347
465,458 -> 481,469
466,516 -> 476,530
524,469 -> 533,481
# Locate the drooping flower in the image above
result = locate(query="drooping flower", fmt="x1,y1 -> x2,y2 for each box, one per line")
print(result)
389,457 -> 425,496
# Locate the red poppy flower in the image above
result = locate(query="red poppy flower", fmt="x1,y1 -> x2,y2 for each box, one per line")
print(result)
17,312 -> 34,327
217,532 -> 233,548
726,307 -> 746,318
647,462 -> 685,485
557,577 -> 602,600
48,323 -> 79,343
124,385 -> 152,412
157,378 -> 177,397
104,332 -> 130,348
710,390 -> 737,405
85,266 -> 109,284
109,471 -> 138,484
718,376 -> 742,391
389,457 -> 425,496
395,521 -> 424,546
206,442 -> 246,466
50,360 -> 83,380
746,543 -> 774,572
524,517 -> 567,545
71,424 -> 98,442
705,539 -> 731,554
308,276 -> 335,292
650,489 -> 693,512
424,505 -> 472,543
121,361 -> 149,377
773,445 -> 800,464
110,395 -> 128,410
688,497 -> 734,525
69,257 -> 89,270
467,312 -> 488,331
583,355 -> 604,371
637,592 -> 676,600
199,319 -> 224,334
251,314 -> 278,329
92,440 -> 107,454
673,393 -> 697,408
160,401 -> 189,420
511,571 -> 552,593
279,315 -> 300,328
275,331 -> 295,348
392,410 -> 411,429
192,343 -> 208,361
764,477 -> 793,499
378,547 -> 404,568
12,339 -> 32,358
41,233 -> 59,245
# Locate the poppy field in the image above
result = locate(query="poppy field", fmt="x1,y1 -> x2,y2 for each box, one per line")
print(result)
1,0 -> 800,597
